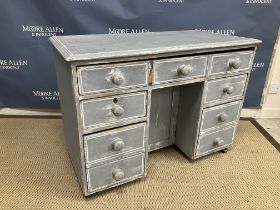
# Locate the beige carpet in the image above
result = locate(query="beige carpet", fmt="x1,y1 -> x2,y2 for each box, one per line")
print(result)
0,118 -> 280,209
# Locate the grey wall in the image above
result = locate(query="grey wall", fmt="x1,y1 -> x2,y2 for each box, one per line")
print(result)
0,0 -> 279,108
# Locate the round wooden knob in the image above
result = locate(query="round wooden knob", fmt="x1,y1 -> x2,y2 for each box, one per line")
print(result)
214,138 -> 224,147
111,72 -> 124,85
223,86 -> 234,94
177,65 -> 192,76
218,112 -> 228,122
111,105 -> 124,116
112,139 -> 124,151
112,169 -> 124,181
228,58 -> 241,69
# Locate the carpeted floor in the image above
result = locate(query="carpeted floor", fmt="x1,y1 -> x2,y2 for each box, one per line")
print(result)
0,118 -> 279,209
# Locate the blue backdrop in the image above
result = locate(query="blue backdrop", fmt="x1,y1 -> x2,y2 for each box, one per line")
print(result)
0,0 -> 279,108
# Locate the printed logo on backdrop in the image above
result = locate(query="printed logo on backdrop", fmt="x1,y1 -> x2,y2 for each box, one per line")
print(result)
245,0 -> 272,4
32,90 -> 60,101
158,0 -> 184,3
109,28 -> 151,34
196,29 -> 236,36
22,25 -> 64,37
0,59 -> 28,70
252,62 -> 265,72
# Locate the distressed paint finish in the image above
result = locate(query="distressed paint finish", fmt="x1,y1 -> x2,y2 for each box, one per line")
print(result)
84,123 -> 145,166
174,82 -> 205,158
196,126 -> 236,157
80,92 -> 147,131
208,51 -> 254,76
200,100 -> 242,133
77,62 -> 148,95
153,56 -> 207,84
148,88 -> 174,150
204,74 -> 247,104
49,30 -> 260,62
87,153 -> 145,193
50,30 -> 261,196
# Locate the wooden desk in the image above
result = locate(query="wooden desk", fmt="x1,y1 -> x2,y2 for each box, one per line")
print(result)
50,30 -> 261,196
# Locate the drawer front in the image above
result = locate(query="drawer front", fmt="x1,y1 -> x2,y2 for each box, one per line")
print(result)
205,75 -> 247,104
196,126 -> 236,157
87,153 -> 145,192
208,51 -> 253,75
153,56 -> 207,84
85,123 -> 146,164
77,62 -> 148,95
201,101 -> 242,131
81,92 -> 147,130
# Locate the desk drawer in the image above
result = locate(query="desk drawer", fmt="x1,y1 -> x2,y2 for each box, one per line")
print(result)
77,62 -> 148,95
196,126 -> 236,157
153,56 -> 207,84
87,153 -> 145,192
205,75 -> 247,104
208,51 -> 253,76
81,92 -> 147,130
85,123 -> 146,164
201,101 -> 242,132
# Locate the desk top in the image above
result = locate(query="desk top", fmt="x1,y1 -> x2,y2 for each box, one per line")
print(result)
50,30 -> 261,62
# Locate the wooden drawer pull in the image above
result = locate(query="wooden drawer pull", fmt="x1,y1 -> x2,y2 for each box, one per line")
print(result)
214,138 -> 224,147
111,72 -> 125,85
177,65 -> 192,76
112,139 -> 125,151
112,168 -> 124,181
218,112 -> 229,122
111,104 -> 124,116
228,58 -> 241,70
223,86 -> 235,95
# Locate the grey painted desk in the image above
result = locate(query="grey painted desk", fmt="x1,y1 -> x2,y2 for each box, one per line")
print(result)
50,30 -> 261,196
